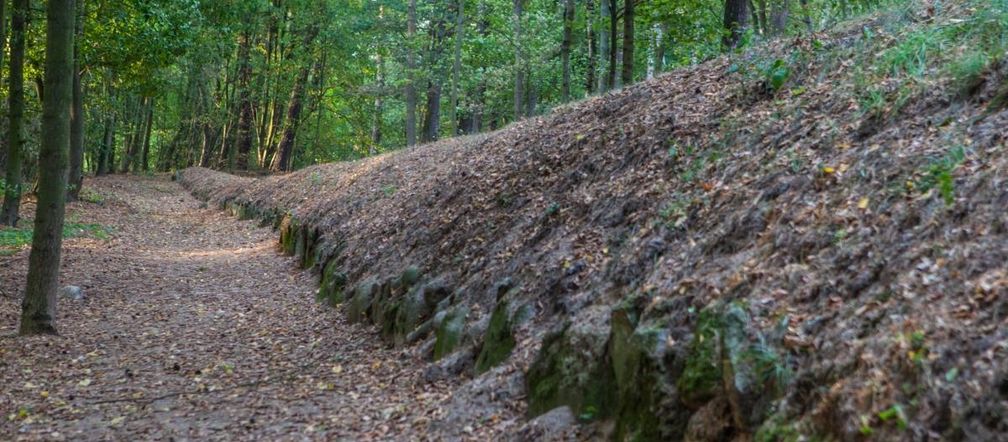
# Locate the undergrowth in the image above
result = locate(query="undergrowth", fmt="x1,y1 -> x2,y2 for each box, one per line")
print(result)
0,222 -> 112,256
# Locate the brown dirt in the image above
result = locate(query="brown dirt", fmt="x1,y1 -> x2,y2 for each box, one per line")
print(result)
0,175 -> 492,440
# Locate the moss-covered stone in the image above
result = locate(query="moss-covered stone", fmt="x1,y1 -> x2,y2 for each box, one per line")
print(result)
347,278 -> 377,323
610,308 -> 664,441
318,260 -> 348,306
393,289 -> 430,347
279,215 -> 297,255
400,266 -> 421,287
526,306 -> 615,421
433,306 -> 469,360
677,306 -> 725,408
301,228 -> 320,269
474,299 -> 517,373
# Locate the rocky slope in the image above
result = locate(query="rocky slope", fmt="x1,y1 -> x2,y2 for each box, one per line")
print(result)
179,1 -> 1008,439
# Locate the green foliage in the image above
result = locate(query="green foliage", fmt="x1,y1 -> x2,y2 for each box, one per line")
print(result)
0,222 -> 111,254
765,59 -> 792,92
917,146 -> 966,206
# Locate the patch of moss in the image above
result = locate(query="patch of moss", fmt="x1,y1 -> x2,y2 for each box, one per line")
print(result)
474,300 -> 516,373
347,278 -> 377,323
318,260 -> 348,306
526,315 -> 616,421
677,306 -> 724,407
433,306 -> 469,360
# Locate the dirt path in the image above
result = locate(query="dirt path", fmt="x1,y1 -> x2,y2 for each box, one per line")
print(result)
0,175 -> 458,441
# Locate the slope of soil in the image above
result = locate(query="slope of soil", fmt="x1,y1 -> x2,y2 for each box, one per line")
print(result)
0,176 -> 492,440
181,1 -> 1007,440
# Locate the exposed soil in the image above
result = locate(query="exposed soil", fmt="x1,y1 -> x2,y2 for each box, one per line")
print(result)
0,176 -> 496,441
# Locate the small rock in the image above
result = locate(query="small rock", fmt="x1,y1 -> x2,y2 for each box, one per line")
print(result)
59,286 -> 84,301
519,406 -> 578,440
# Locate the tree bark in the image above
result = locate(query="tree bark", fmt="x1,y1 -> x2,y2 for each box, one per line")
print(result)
371,52 -> 384,154
421,81 -> 442,143
97,113 -> 114,176
448,0 -> 464,136
405,0 -> 418,146
0,0 -> 6,172
598,0 -> 610,92
1,0 -> 28,227
586,0 -> 597,94
21,0 -> 75,335
607,0 -> 618,89
273,63 -> 311,172
234,30 -> 254,170
513,0 -> 525,120
561,0 -> 574,101
67,0 -> 85,200
621,0 -> 634,86
141,103 -> 154,171
723,0 -> 751,49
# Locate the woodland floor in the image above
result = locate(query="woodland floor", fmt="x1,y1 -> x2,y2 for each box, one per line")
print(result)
0,175 -> 468,441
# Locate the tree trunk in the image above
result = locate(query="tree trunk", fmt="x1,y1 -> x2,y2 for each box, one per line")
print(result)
798,0 -> 813,32
723,0 -> 751,49
421,81 -> 442,143
621,0 -> 634,86
371,52 -> 384,154
405,0 -> 418,146
67,0 -> 85,200
654,22 -> 667,74
272,64 -> 311,172
1,0 -> 28,227
586,0 -> 597,94
513,0 -> 525,120
607,0 -> 618,89
97,114 -> 113,176
770,0 -> 789,35
21,0 -> 74,335
598,0 -> 610,92
234,30 -> 254,170
0,0 -> 6,172
141,103 -> 154,171
561,0 -> 574,101
469,0 -> 489,133
448,0 -> 464,136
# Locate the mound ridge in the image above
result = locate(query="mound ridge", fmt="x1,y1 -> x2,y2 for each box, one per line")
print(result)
180,2 -> 1008,439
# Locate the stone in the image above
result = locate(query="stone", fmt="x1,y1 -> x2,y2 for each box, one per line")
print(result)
518,406 -> 578,441
59,286 -> 84,301
433,306 -> 469,360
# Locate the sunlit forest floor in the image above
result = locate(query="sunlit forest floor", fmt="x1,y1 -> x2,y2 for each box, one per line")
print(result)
0,176 -> 488,440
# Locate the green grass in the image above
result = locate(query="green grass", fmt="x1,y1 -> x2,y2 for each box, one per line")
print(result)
0,222 -> 112,255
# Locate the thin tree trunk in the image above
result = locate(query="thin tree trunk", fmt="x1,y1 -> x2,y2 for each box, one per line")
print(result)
798,0 -> 813,32
586,0 -> 597,94
1,0 -> 28,227
561,0 -> 574,101
598,0 -> 610,92
448,0 -> 464,136
0,0 -> 6,172
21,0 -> 74,335
513,0 -> 525,120
97,113 -> 113,176
607,0 -> 618,89
723,0 -> 750,49
141,103 -> 154,171
654,22 -> 667,74
421,81 -> 441,143
234,30 -> 253,170
621,0 -> 634,86
405,0 -> 417,146
67,0 -> 85,200
371,53 -> 384,154
770,0 -> 789,35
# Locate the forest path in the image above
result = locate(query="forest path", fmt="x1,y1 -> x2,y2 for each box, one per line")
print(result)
0,175 -> 454,440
